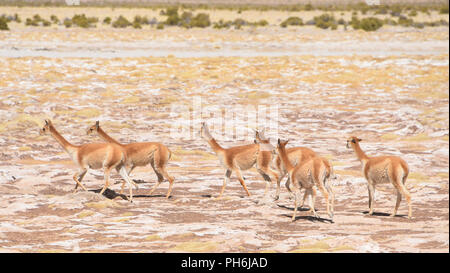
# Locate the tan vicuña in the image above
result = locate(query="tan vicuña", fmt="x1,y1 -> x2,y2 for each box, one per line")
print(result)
40,119 -> 134,202
346,136 -> 412,219
87,121 -> 174,198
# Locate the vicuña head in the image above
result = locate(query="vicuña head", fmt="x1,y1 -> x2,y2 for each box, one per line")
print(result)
39,119 -> 53,135
277,138 -> 289,150
346,136 -> 362,149
200,122 -> 213,141
254,129 -> 275,153
86,120 -> 100,136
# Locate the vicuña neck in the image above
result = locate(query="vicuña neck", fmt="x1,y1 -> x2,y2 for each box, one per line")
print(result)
49,126 -> 77,152
97,127 -> 122,145
207,138 -> 225,154
278,146 -> 294,172
353,142 -> 369,162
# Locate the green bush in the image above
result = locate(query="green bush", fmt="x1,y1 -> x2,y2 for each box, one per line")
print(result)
42,19 -> 51,27
132,21 -> 142,29
337,18 -> 346,25
190,13 -> 211,28
112,15 -> 131,28
25,17 -> 39,26
280,16 -> 303,27
50,15 -> 59,24
0,16 -> 9,30
156,22 -> 164,29
134,15 -> 149,25
71,14 -> 97,28
398,16 -> 414,27
255,19 -> 268,27
440,6 -> 449,14
63,18 -> 72,28
164,7 -> 180,25
313,14 -> 337,29
103,17 -> 111,24
213,19 -> 232,29
408,10 -> 418,17
13,13 -> 21,23
359,17 -> 383,31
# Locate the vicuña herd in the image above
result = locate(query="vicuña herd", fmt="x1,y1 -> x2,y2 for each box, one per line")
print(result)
39,120 -> 413,221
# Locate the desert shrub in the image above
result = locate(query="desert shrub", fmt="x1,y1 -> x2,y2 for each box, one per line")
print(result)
383,18 -> 398,26
232,18 -> 248,29
33,14 -> 42,22
390,6 -> 403,17
313,14 -> 337,29
112,15 -> 131,28
397,16 -> 414,27
0,16 -> 9,30
280,16 -> 303,27
418,6 -> 430,15
440,6 -> 449,14
425,19 -> 449,27
132,21 -> 142,29
408,10 -> 418,17
213,19 -> 232,29
255,19 -> 268,26
412,22 -> 424,29
134,15 -> 149,25
42,19 -> 51,27
103,17 -> 111,24
63,18 -> 72,28
25,17 -> 39,26
13,13 -> 21,23
337,18 -> 346,25
359,17 -> 383,31
190,13 -> 211,28
164,6 -> 180,25
156,22 -> 164,29
72,14 -> 97,28
304,3 -> 313,11
350,16 -> 360,29
374,6 -> 388,15
50,15 -> 59,24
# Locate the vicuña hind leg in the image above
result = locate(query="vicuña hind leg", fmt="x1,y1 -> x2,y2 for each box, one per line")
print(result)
217,169 -> 232,198
396,178 -> 412,219
118,165 -> 134,202
273,172 -> 286,201
367,182 -> 376,215
148,161 -> 164,196
73,168 -> 88,193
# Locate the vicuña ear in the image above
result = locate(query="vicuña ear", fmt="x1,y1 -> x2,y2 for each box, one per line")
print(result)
45,119 -> 49,125
358,138 -> 362,142
278,138 -> 281,145
95,120 -> 100,128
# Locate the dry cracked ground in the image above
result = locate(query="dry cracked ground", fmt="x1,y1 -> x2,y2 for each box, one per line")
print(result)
0,19 -> 448,252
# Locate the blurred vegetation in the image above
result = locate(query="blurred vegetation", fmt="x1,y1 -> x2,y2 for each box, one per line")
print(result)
280,16 -> 303,28
0,1 -> 448,32
0,15 -> 9,30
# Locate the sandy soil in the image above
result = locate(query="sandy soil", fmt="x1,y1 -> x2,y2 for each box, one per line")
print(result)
0,14 -> 448,253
